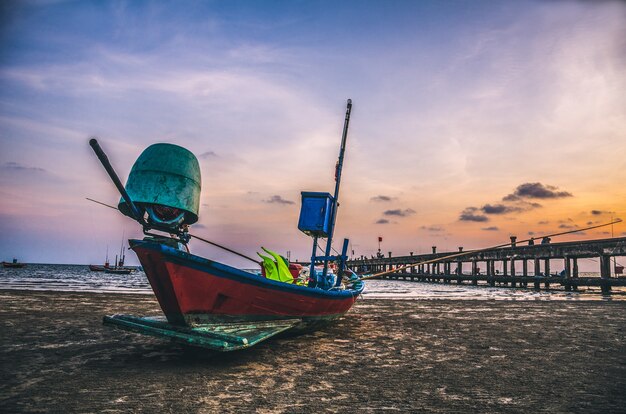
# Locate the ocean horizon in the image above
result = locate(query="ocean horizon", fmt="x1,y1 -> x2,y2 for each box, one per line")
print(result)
2,263 -> 624,301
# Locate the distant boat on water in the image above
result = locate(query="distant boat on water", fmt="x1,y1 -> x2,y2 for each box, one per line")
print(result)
104,267 -> 133,275
90,240 -> 135,274
89,245 -> 111,272
2,259 -> 26,269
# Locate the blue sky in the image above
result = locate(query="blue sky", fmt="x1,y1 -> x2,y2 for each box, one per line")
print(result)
1,0 -> 625,266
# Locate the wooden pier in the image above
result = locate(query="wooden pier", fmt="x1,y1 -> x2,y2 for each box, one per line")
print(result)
348,237 -> 626,293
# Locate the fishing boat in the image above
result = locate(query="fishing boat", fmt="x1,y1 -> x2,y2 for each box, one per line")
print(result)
91,100 -> 363,351
128,238 -> 362,327
103,240 -> 135,274
104,267 -> 133,275
2,259 -> 26,269
89,247 -> 111,271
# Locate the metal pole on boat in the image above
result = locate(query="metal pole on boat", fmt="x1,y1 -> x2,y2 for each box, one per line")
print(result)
322,99 -> 352,279
89,138 -> 143,222
310,236 -> 318,287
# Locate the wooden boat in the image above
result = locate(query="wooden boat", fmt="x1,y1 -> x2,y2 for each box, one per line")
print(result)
2,259 -> 26,269
127,238 -> 363,328
93,241 -> 134,274
104,267 -> 133,275
93,100 -> 362,351
89,246 -> 110,272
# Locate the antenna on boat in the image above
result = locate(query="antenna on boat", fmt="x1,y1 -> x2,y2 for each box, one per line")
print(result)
119,231 -> 125,267
297,99 -> 353,289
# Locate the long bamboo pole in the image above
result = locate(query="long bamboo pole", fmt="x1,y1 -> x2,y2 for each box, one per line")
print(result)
89,138 -> 143,221
88,196 -> 623,277
358,219 -> 623,281
85,197 -> 260,265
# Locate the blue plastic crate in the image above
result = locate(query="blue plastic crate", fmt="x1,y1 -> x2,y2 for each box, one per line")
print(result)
298,192 -> 334,237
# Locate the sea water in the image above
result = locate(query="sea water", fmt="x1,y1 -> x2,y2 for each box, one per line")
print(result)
0,263 -> 623,300
0,264 -> 151,294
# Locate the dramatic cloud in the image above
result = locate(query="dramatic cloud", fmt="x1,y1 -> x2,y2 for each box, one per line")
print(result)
459,207 -> 488,222
199,151 -> 218,159
1,162 -> 45,172
370,195 -> 395,202
461,193 -> 544,224
591,210 -> 614,216
481,204 -> 523,215
376,219 -> 390,224
384,208 -> 415,217
264,195 -> 294,205
482,226 -> 499,231
558,224 -> 577,229
538,221 -> 549,225
420,225 -> 444,232
504,183 -> 573,200
0,0 -> 623,265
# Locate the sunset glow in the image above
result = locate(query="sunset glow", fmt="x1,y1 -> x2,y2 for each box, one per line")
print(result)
1,1 -> 624,267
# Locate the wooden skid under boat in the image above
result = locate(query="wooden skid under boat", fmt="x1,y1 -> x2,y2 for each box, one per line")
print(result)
103,314 -> 301,351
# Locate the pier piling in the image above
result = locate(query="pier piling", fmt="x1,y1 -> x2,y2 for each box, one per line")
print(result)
349,237 -> 626,294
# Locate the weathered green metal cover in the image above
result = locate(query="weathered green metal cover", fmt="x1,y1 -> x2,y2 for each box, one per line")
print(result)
119,143 -> 201,224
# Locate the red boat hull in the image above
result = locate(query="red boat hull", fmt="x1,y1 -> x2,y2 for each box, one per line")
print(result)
2,262 -> 26,268
131,239 -> 363,328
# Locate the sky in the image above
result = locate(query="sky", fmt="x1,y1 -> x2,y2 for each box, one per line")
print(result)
1,0 -> 625,268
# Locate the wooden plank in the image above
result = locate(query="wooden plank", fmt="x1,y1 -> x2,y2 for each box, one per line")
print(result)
103,314 -> 301,351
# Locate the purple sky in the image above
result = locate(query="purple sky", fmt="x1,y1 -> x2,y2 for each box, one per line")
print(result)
1,0 -> 625,267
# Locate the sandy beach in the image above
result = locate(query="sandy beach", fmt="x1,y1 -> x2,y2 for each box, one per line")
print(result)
0,289 -> 624,413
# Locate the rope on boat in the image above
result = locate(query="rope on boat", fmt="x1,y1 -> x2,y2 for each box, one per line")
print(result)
85,197 -> 260,266
358,219 -> 623,281
189,234 -> 260,265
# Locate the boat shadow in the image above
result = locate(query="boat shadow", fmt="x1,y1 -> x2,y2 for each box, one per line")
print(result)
99,329 -> 321,367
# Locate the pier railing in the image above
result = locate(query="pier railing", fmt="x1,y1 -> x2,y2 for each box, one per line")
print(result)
347,237 -> 626,293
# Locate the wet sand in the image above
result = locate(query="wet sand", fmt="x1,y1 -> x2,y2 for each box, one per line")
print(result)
0,290 -> 624,413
